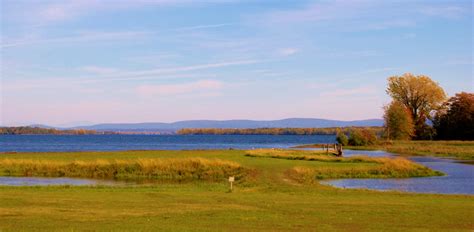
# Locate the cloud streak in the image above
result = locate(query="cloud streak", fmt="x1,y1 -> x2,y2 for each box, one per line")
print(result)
37,0 -> 104,24
80,66 -> 120,75
11,0 -> 240,25
3,59 -> 263,90
174,23 -> 234,31
1,30 -> 150,48
277,48 -> 299,56
1,21 -> 236,49
320,86 -> 377,97
257,0 -> 469,31
137,80 -> 223,96
420,5 -> 468,19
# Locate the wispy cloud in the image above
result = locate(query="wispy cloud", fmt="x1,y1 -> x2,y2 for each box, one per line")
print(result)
360,20 -> 416,31
256,0 -> 416,31
142,59 -> 260,74
320,86 -> 377,97
11,0 -> 239,25
100,60 -> 261,82
402,33 -> 417,39
136,80 -> 223,96
420,5 -> 468,19
125,53 -> 182,65
1,21 -> 237,49
83,59 -> 262,83
80,66 -> 120,75
327,50 -> 381,59
307,67 -> 397,90
445,58 -> 474,66
262,0 -> 364,24
3,59 -> 263,90
251,69 -> 289,78
277,48 -> 299,56
174,23 -> 234,31
1,30 -> 150,48
256,0 -> 468,31
36,0 -> 104,24
360,67 -> 397,74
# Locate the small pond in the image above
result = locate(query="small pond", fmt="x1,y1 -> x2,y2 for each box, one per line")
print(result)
321,150 -> 474,195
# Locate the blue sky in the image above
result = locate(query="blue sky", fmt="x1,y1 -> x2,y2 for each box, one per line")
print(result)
1,0 -> 472,126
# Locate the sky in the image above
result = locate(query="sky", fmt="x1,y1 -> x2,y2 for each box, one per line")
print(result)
1,0 -> 472,127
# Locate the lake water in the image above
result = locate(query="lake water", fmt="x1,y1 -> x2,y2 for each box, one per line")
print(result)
0,134 -> 335,152
0,176 -> 120,186
322,150 -> 474,195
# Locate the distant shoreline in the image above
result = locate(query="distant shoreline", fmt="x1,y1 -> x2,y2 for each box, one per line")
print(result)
176,127 -> 383,136
1,126 -> 383,136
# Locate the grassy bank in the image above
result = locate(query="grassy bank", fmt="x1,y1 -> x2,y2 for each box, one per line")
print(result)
0,158 -> 248,181
0,149 -> 440,181
246,149 -> 442,180
0,150 -> 472,231
294,140 -> 474,160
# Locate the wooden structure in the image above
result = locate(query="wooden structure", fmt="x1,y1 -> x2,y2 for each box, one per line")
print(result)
318,143 -> 343,157
336,143 -> 343,157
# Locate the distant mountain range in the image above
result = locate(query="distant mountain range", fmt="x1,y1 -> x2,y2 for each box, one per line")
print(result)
53,118 -> 383,132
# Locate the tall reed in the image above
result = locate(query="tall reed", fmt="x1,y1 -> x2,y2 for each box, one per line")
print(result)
0,158 -> 247,181
286,157 -> 443,183
246,149 -> 374,163
246,149 -> 443,182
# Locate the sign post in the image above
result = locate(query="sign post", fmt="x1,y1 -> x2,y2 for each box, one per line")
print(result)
228,176 -> 235,192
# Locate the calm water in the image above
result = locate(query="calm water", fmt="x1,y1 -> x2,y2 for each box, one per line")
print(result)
0,134 -> 335,152
0,176 -> 120,186
322,150 -> 474,195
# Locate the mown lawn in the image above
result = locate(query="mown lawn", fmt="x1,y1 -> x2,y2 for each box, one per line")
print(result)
0,150 -> 473,231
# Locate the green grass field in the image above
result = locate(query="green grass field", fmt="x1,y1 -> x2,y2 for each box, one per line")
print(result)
0,149 -> 473,231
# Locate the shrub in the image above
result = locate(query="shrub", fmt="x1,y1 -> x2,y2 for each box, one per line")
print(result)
336,132 -> 348,146
348,128 -> 377,146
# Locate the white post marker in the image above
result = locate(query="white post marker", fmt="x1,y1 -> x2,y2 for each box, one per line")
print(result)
228,176 -> 235,192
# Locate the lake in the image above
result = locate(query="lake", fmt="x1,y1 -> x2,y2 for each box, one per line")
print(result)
0,134 -> 335,152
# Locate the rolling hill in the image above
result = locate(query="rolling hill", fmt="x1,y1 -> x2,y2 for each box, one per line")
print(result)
70,118 -> 383,132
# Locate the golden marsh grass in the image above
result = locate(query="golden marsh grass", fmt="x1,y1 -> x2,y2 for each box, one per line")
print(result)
246,149 -> 372,163
0,158 -> 247,181
246,149 -> 443,181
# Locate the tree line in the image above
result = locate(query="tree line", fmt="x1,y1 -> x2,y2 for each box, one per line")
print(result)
384,73 -> 473,140
0,127 -> 98,135
334,73 -> 473,146
177,127 -> 383,135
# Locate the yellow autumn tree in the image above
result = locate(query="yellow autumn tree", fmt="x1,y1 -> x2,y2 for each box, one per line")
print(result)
383,101 -> 414,140
386,73 -> 446,139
